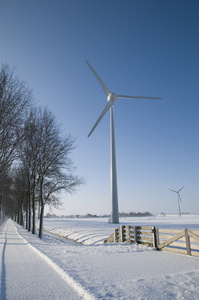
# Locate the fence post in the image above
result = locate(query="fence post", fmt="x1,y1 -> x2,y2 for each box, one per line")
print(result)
153,227 -> 158,248
114,228 -> 118,243
134,226 -> 138,244
185,228 -> 191,255
120,225 -> 124,242
156,227 -> 159,249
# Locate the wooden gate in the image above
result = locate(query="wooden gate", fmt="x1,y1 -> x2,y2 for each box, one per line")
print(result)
155,228 -> 199,257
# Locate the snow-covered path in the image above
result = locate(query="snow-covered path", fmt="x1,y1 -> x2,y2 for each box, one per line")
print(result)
0,220 -> 83,300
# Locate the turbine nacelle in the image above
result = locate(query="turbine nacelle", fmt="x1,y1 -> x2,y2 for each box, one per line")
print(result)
107,92 -> 117,104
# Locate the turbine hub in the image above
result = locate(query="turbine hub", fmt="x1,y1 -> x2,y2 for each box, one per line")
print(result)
107,92 -> 117,104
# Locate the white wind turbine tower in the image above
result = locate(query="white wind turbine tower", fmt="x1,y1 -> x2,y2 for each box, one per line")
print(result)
86,60 -> 162,223
169,186 -> 184,217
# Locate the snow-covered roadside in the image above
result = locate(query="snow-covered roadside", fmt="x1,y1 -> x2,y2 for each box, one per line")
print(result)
14,215 -> 199,299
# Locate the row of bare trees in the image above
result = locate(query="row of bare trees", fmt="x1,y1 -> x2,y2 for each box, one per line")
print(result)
0,64 -> 83,238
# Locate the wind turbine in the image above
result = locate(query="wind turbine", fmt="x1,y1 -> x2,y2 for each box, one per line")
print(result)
169,186 -> 184,217
86,60 -> 162,223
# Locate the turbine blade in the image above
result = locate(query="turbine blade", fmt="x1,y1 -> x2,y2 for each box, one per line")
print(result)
179,194 -> 182,202
88,101 -> 112,137
169,189 -> 177,193
178,186 -> 184,192
117,95 -> 162,100
86,60 -> 110,96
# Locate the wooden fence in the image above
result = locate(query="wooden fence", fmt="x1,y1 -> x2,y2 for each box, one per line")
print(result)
104,225 -> 154,247
104,225 -> 199,257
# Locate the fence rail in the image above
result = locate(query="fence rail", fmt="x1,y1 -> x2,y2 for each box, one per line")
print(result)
104,225 -> 199,257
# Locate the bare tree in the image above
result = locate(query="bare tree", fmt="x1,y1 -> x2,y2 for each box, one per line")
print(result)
0,168 -> 13,225
18,106 -> 84,238
0,64 -> 32,222
11,166 -> 29,227
0,64 -> 32,180
37,107 -> 83,238
19,108 -> 40,233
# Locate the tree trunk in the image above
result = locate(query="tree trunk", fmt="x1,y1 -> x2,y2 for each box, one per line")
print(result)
38,177 -> 44,239
28,191 -> 31,231
38,198 -> 40,220
0,195 -> 3,226
26,194 -> 29,230
39,202 -> 44,239
26,195 -> 28,229
32,175 -> 36,234
17,209 -> 20,224
20,204 -> 24,227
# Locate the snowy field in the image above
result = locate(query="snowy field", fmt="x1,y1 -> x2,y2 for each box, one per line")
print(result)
9,214 -> 199,299
42,214 -> 199,245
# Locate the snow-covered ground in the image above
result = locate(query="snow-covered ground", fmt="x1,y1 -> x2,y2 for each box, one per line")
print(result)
1,215 -> 199,299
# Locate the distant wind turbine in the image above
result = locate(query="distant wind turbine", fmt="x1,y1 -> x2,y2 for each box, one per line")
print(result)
86,60 -> 162,224
169,186 -> 184,217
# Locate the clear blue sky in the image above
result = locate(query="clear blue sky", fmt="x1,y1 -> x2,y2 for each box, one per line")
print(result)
1,0 -> 199,215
